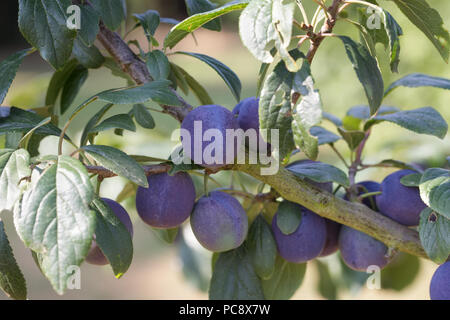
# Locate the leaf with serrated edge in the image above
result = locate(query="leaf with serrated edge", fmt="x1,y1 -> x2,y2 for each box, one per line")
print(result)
0,49 -> 31,104
14,156 -> 95,294
419,168 -> 450,218
419,208 -> 450,264
0,149 -> 31,212
0,220 -> 27,300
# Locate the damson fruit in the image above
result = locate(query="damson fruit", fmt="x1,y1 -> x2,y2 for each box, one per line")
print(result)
180,104 -> 239,168
136,172 -> 196,228
319,219 -> 341,257
376,170 -> 426,226
86,198 -> 133,266
232,97 -> 260,132
190,191 -> 248,252
430,262 -> 450,300
287,160 -> 338,257
345,180 -> 381,210
339,226 -> 392,271
272,203 -> 327,263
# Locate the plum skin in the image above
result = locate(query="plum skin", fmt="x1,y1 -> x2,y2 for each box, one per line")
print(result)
232,97 -> 260,132
376,170 -> 426,226
136,172 -> 196,229
85,198 -> 133,266
286,160 -> 339,257
339,226 -> 392,271
272,202 -> 327,263
345,180 -> 381,210
430,262 -> 450,300
180,104 -> 239,168
190,191 -> 248,252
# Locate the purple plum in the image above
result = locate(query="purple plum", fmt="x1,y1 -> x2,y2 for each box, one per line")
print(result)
319,219 -> 341,257
86,198 -> 133,266
190,191 -> 248,252
376,170 -> 427,226
272,202 -> 327,263
136,172 -> 196,228
180,104 -> 239,168
430,262 -> 450,300
339,226 -> 392,271
345,180 -> 381,210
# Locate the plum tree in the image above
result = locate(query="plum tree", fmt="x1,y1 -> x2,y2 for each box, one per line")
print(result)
430,262 -> 450,300
180,104 -> 239,168
339,226 -> 393,271
136,172 -> 196,229
376,170 -> 427,226
86,198 -> 133,266
272,202 -> 327,263
0,0 -> 448,302
190,191 -> 248,252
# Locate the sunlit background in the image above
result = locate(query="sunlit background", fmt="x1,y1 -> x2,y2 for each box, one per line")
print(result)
0,0 -> 449,300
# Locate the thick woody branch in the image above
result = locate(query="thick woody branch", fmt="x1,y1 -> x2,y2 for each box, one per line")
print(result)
236,163 -> 427,259
87,164 -> 172,178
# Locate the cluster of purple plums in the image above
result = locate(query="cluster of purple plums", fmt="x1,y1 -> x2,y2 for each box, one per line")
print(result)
84,98 -> 449,300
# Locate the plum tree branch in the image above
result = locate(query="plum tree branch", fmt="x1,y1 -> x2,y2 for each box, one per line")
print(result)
234,163 -> 428,259
306,0 -> 343,64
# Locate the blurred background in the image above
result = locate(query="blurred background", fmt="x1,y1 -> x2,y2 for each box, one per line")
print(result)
0,0 -> 449,300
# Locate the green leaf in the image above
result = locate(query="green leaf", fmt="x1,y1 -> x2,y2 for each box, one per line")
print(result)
385,73 -> 450,96
209,245 -> 264,300
383,11 -> 403,73
310,126 -> 341,145
400,173 -> 422,187
46,59 -> 78,106
0,49 -> 31,104
81,145 -> 148,188
72,38 -> 105,69
291,61 -> 322,159
152,227 -> 179,244
133,10 -> 160,41
0,220 -> 27,300
14,156 -> 95,294
92,0 -> 126,30
338,36 -> 384,115
287,161 -> 350,187
377,159 -> 421,171
247,215 -> 277,280
97,80 -> 182,106
80,103 -> 114,146
146,50 -> 170,80
91,114 -> 136,134
0,107 -> 63,137
419,208 -> 450,264
175,51 -> 241,102
337,127 -> 366,150
185,0 -> 221,31
315,260 -> 338,300
259,50 -> 306,160
18,0 -> 77,69
419,168 -> 450,218
381,253 -> 420,291
0,149 -> 31,213
61,65 -> 88,115
78,3 -> 100,46
133,104 -> 155,129
275,201 -> 302,235
91,197 -> 133,278
239,0 -> 298,71
164,0 -> 249,49
373,107 -> 448,139
261,255 -> 306,299
177,66 -> 214,105
347,105 -> 400,120
391,0 -> 449,62
169,62 -> 190,94
323,112 -> 343,127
